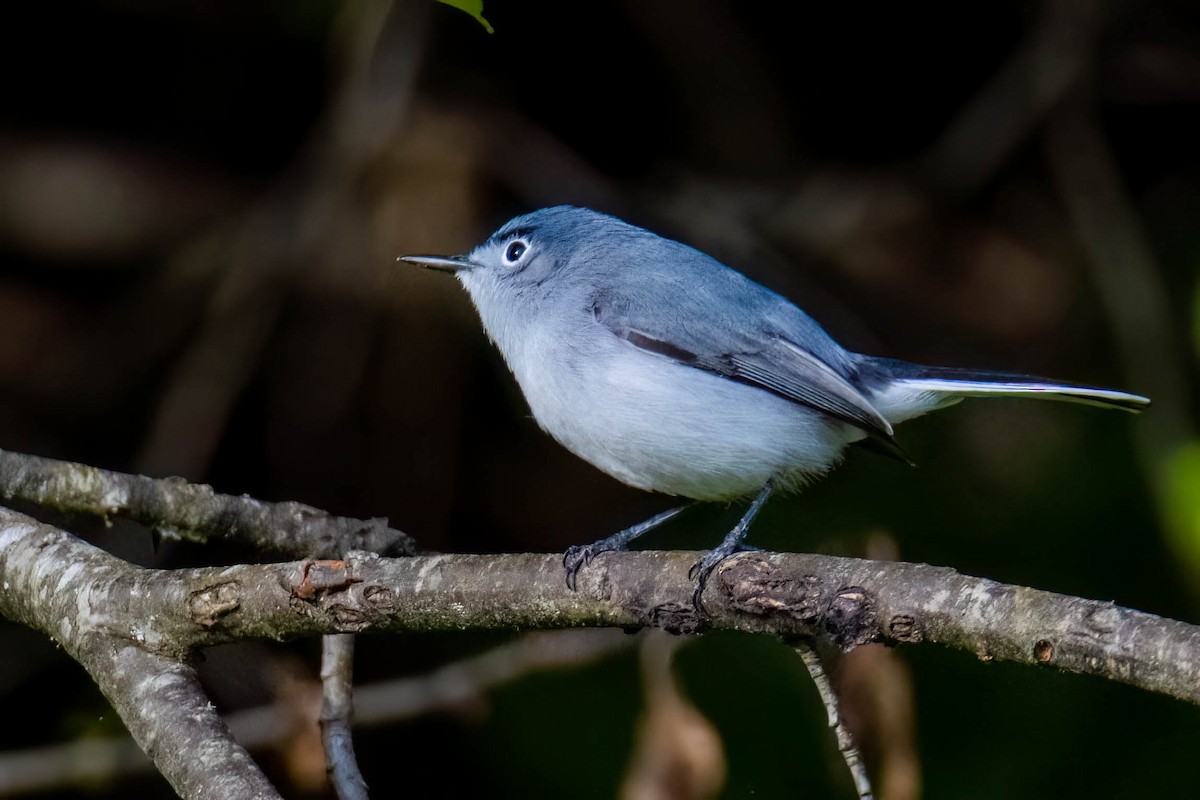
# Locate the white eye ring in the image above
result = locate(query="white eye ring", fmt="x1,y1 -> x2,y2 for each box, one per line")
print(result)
503,239 -> 529,265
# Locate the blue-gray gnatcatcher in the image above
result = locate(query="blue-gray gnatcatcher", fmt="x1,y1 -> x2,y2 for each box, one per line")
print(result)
401,206 -> 1149,603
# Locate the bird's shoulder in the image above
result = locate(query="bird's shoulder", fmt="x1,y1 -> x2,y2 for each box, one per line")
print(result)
588,240 -> 850,373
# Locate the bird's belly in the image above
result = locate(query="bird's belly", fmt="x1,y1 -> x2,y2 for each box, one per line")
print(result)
515,344 -> 858,501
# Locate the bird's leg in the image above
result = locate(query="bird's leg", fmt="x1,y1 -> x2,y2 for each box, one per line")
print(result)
564,504 -> 693,590
689,480 -> 776,609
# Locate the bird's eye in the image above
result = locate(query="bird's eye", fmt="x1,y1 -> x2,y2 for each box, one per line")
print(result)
503,240 -> 528,265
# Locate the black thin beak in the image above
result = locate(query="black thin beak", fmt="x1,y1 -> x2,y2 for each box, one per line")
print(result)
397,254 -> 478,273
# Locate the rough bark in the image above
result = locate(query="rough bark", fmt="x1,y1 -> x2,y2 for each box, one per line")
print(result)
0,447 -> 413,558
3,506 -> 1196,707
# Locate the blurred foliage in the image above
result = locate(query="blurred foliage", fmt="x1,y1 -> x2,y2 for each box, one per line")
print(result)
0,0 -> 1197,798
1164,442 -> 1200,577
437,0 -> 492,33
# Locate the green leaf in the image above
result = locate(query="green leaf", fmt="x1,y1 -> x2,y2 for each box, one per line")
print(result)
437,0 -> 493,33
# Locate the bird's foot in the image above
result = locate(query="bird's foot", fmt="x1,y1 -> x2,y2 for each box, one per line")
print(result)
688,542 -> 750,610
688,481 -> 776,610
563,505 -> 692,592
563,541 -> 623,591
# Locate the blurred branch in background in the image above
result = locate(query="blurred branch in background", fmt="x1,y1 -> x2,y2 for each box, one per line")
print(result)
0,629 -> 631,797
137,0 -> 429,480
621,631 -> 725,800
917,0 -> 1099,199
1046,104 -> 1199,576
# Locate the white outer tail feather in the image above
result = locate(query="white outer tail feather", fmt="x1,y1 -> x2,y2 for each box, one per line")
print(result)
898,377 -> 1149,410
870,377 -> 1150,426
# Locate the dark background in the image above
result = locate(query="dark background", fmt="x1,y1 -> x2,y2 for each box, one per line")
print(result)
0,0 -> 1197,797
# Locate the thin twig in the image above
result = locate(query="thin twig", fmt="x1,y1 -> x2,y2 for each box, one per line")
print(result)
795,641 -> 874,800
320,634 -> 369,800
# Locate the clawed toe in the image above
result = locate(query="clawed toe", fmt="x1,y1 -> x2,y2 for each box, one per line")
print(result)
688,548 -> 733,610
562,545 -> 595,591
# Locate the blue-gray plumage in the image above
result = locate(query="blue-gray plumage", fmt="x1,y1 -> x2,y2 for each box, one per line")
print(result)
401,206 -> 1149,605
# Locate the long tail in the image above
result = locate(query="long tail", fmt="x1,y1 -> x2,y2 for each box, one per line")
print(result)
858,356 -> 1150,424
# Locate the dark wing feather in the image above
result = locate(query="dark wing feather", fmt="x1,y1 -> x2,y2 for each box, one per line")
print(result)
602,310 -> 894,440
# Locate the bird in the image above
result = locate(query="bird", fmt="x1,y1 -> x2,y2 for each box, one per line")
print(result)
401,206 -> 1149,606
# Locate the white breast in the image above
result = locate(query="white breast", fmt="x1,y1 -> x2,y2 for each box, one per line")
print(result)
510,328 -> 861,501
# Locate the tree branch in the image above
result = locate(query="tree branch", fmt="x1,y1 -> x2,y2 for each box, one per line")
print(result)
0,511 -> 280,799
3,504 -> 1196,706
0,447 -> 413,557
